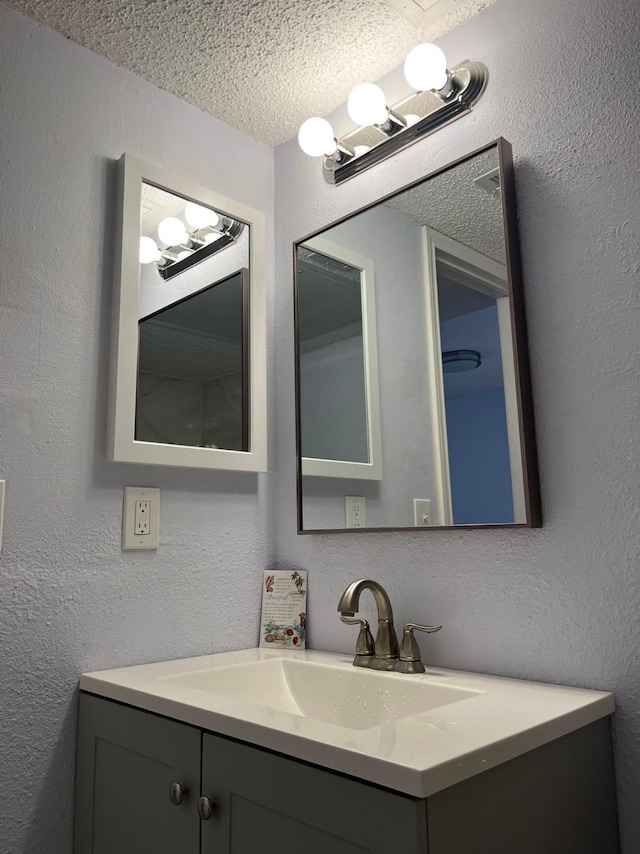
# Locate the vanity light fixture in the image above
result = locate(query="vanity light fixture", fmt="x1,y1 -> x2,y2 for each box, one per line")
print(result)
298,43 -> 488,185
139,207 -> 245,281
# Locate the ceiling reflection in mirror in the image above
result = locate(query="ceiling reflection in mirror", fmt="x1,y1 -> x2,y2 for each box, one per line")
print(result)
137,183 -> 249,451
295,141 -> 539,531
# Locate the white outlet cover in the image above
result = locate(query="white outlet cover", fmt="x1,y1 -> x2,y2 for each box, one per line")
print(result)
123,487 -> 160,550
413,498 -> 432,527
345,496 -> 366,529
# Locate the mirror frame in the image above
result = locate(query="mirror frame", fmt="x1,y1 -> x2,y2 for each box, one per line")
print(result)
108,154 -> 267,471
293,137 -> 541,532
298,236 -> 383,481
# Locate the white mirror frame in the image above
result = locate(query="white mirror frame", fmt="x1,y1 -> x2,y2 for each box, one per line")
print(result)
298,236 -> 383,480
108,154 -> 267,471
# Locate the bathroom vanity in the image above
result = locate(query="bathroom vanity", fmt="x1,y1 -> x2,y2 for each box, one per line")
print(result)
74,649 -> 619,853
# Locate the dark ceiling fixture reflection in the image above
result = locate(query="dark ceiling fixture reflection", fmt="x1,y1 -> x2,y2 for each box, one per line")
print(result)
298,43 -> 488,185
442,349 -> 482,373
139,201 -> 245,281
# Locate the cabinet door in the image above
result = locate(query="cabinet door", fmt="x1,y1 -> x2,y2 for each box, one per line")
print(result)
74,693 -> 201,854
200,733 -> 427,854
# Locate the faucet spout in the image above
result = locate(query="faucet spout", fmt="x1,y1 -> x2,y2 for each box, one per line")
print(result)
337,579 -> 399,667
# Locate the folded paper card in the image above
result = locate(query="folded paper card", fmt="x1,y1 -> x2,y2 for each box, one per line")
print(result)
260,570 -> 307,649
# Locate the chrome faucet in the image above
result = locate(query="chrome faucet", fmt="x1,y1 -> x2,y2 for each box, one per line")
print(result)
337,579 -> 442,674
337,579 -> 399,670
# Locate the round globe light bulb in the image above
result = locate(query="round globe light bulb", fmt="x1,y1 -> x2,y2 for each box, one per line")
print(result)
157,216 -> 188,246
177,250 -> 193,261
404,43 -> 448,92
203,231 -> 221,245
347,83 -> 389,127
298,117 -> 337,157
184,202 -> 219,230
139,235 -> 161,264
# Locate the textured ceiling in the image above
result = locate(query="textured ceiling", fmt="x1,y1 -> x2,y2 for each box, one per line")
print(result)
139,322 -> 242,380
385,146 -> 506,263
5,0 -> 496,146
140,183 -> 194,238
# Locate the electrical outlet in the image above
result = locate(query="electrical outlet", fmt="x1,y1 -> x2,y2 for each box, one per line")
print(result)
413,498 -> 432,527
135,501 -> 151,535
345,496 -> 366,529
123,487 -> 160,550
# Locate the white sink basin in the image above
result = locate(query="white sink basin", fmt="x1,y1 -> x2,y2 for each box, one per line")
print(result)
162,657 -> 479,730
80,648 -> 614,798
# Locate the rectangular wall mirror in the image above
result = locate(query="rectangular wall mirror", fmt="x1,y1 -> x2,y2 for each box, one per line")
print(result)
294,138 -> 540,532
109,155 -> 267,471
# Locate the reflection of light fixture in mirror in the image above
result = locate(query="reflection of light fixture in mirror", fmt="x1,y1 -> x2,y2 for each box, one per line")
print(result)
298,42 -> 487,185
442,350 -> 482,373
157,216 -> 188,246
139,235 -> 162,264
184,201 -> 219,230
145,206 -> 246,281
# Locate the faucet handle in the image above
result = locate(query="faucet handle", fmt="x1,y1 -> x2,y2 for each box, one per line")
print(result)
397,622 -> 442,674
341,615 -> 375,664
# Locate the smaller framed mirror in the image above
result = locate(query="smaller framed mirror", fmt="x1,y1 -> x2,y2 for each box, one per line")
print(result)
109,155 -> 267,471
297,236 -> 382,480
294,138 -> 541,532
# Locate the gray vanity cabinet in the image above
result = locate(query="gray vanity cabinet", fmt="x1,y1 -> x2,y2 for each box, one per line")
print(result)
75,692 -> 620,854
200,730 -> 426,854
74,693 -> 427,854
74,693 -> 201,854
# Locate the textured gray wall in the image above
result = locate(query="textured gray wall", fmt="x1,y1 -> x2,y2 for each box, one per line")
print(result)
274,0 -> 640,851
0,6 -> 274,853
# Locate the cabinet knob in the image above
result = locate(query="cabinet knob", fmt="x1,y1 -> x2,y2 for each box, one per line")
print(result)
197,796 -> 216,821
169,782 -> 186,806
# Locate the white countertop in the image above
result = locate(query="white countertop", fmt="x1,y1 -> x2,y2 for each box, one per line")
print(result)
80,647 -> 614,798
